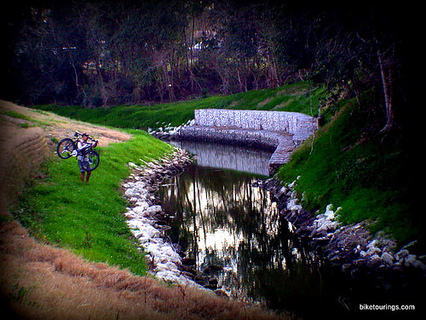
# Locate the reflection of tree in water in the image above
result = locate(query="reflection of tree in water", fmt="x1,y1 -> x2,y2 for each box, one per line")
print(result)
161,164 -> 268,245
159,163 -> 322,305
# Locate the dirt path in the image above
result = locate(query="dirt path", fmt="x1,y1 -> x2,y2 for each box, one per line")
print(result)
0,101 -> 289,320
0,100 -> 132,147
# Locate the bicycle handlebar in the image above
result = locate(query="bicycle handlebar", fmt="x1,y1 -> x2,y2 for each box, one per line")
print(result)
74,131 -> 98,143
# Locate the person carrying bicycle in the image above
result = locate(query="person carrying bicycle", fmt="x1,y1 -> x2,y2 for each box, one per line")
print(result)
77,132 -> 98,182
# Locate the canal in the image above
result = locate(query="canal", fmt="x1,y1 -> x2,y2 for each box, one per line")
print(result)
158,141 -> 347,318
157,140 -> 420,319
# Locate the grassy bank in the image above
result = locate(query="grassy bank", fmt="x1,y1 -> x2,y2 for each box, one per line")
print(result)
277,97 -> 422,249
34,82 -> 326,129
13,129 -> 173,275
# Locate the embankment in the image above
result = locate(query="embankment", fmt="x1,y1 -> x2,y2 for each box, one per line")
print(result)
262,178 -> 426,275
0,113 -> 49,213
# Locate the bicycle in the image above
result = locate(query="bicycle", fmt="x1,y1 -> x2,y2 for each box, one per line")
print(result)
57,131 -> 100,171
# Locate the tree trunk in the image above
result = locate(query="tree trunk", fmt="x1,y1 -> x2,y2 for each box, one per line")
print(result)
377,46 -> 394,133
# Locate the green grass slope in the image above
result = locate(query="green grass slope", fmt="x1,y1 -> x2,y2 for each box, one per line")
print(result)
34,82 -> 326,129
14,130 -> 173,275
277,98 -> 421,249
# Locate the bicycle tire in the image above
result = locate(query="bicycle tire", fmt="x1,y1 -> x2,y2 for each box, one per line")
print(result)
82,150 -> 100,172
57,138 -> 75,159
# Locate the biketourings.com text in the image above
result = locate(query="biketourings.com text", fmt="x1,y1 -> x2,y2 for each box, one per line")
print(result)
359,304 -> 415,312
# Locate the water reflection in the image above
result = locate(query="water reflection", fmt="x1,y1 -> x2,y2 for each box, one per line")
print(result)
159,164 -> 322,304
158,142 -> 423,319
170,140 -> 273,176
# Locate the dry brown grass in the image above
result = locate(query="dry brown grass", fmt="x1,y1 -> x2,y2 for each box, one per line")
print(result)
0,100 -> 132,147
0,219 -> 291,320
0,101 -> 292,320
0,110 -> 48,214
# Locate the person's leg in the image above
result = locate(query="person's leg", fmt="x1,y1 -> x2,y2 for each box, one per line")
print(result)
78,160 -> 85,181
86,171 -> 91,182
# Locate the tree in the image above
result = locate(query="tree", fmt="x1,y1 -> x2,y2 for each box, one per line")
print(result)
4,0 -> 419,120
375,41 -> 395,133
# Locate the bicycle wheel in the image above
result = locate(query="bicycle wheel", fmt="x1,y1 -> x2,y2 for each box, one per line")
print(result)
82,150 -> 100,171
57,138 -> 75,159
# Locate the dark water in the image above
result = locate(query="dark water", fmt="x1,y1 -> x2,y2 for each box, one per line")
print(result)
159,141 -> 423,319
159,164 -> 329,310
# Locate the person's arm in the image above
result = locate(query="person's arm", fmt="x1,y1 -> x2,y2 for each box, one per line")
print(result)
77,141 -> 89,153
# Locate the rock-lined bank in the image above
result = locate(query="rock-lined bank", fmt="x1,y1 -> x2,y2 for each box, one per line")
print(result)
122,149 -> 225,292
261,178 -> 426,275
122,147 -> 425,297
122,149 -> 194,285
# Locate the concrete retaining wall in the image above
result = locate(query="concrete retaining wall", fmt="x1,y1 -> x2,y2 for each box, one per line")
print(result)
194,109 -> 317,144
177,109 -> 317,174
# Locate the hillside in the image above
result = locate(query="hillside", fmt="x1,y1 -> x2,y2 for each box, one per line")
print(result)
278,98 -> 422,249
35,82 -> 326,130
35,83 -> 423,250
0,101 -> 287,320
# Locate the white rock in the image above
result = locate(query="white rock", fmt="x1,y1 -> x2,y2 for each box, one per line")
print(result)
123,210 -> 136,218
404,254 -> 417,267
368,254 -> 382,267
367,239 -> 379,249
135,223 -> 161,239
156,261 -> 179,272
366,246 -> 381,257
146,205 -> 162,214
354,244 -> 362,253
137,236 -> 150,244
124,189 -> 136,197
160,246 -> 181,262
287,198 -> 302,212
133,204 -> 149,215
413,260 -> 426,271
381,252 -> 394,265
324,204 -> 334,217
395,249 -> 409,260
154,271 -> 195,286
288,180 -> 297,189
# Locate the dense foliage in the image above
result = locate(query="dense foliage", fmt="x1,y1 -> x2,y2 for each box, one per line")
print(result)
2,0 -> 420,126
